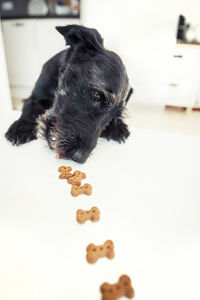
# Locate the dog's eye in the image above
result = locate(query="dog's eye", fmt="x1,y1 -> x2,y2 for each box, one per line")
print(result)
91,90 -> 104,102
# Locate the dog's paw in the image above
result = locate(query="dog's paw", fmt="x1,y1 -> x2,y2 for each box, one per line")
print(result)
101,119 -> 130,143
5,119 -> 36,145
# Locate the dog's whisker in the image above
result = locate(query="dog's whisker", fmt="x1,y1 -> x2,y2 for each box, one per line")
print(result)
42,144 -> 49,150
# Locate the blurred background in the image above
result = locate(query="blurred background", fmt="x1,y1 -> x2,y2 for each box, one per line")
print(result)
0,0 -> 200,135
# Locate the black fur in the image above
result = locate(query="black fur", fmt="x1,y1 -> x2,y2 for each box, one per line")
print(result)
5,25 -> 133,163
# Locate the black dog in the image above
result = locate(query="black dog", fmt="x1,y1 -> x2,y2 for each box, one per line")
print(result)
5,25 -> 133,163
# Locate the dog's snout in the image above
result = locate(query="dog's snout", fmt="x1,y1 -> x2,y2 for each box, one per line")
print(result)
72,150 -> 88,164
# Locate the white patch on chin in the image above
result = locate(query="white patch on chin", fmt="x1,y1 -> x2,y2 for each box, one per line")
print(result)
36,114 -> 47,139
35,108 -> 58,146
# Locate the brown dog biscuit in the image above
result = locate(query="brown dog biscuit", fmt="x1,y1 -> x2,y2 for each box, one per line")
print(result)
67,170 -> 86,186
100,275 -> 134,300
58,166 -> 73,179
76,207 -> 100,224
86,240 -> 115,264
71,183 -> 92,197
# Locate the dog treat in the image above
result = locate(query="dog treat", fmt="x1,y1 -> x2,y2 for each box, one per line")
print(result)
86,240 -> 115,264
58,166 -> 73,179
76,207 -> 100,224
67,170 -> 86,186
100,275 -> 134,300
71,183 -> 92,197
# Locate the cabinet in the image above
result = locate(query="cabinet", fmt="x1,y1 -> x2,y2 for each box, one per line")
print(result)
2,18 -> 80,98
194,84 -> 200,110
164,44 -> 200,108
2,20 -> 39,89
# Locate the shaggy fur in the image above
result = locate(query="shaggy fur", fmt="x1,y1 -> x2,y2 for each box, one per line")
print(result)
5,25 -> 133,163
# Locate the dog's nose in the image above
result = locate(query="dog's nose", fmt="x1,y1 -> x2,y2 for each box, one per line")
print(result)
71,150 -> 88,164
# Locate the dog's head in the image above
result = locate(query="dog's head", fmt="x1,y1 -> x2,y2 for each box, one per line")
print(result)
40,25 -> 132,163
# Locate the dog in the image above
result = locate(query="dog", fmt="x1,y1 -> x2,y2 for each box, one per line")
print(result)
5,25 -> 133,163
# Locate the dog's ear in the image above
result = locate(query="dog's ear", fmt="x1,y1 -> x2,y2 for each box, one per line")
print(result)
55,25 -> 104,50
125,87 -> 133,104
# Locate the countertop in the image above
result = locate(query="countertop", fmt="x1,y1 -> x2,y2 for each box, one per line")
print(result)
0,111 -> 200,300
0,15 -> 80,20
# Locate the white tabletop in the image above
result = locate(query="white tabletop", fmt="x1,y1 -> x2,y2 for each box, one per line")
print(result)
0,111 -> 200,300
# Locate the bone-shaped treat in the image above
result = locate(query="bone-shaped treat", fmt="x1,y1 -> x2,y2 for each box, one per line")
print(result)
76,207 -> 100,224
71,183 -> 92,197
67,170 -> 86,186
86,240 -> 115,264
58,166 -> 73,179
100,275 -> 134,300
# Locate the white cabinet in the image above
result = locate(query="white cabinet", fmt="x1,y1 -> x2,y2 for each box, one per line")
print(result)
2,18 -> 80,98
194,84 -> 200,108
2,20 -> 39,88
164,44 -> 200,108
35,19 -> 79,65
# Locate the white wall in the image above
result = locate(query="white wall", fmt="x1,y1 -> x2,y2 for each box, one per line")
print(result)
0,22 -> 12,111
180,0 -> 200,22
81,0 -> 200,105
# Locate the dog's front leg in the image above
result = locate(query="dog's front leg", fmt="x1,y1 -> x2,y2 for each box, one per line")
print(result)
100,118 -> 130,143
5,97 -> 49,145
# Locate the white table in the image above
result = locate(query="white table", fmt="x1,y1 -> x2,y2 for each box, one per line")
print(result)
0,111 -> 200,300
